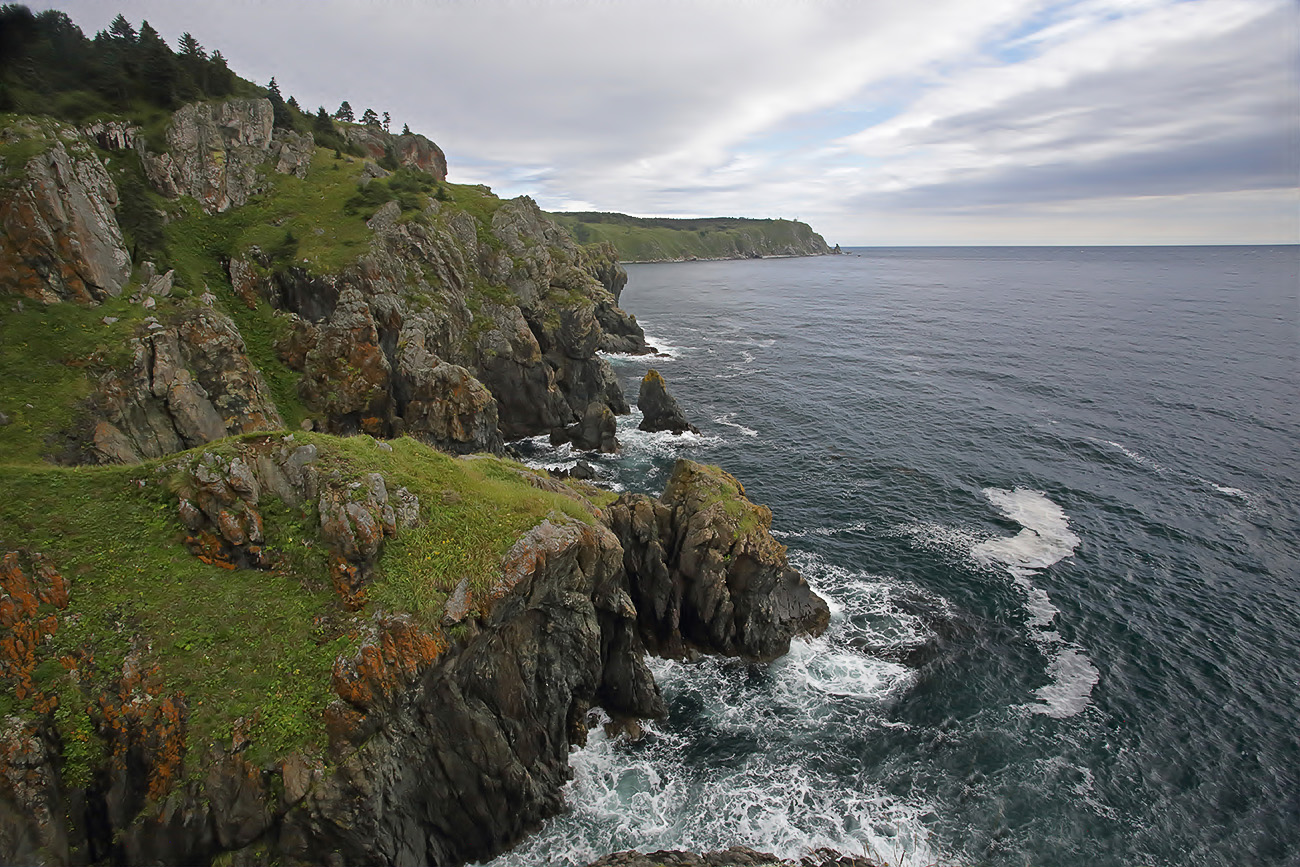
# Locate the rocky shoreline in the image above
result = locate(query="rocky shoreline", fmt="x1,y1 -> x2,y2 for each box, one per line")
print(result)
0,88 -> 848,866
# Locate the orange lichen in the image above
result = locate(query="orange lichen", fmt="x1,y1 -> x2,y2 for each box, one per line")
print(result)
0,552 -> 69,703
331,617 -> 447,711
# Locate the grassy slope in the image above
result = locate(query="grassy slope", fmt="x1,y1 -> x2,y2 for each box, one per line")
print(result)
0,432 -> 598,768
548,211 -> 829,262
0,110 -> 604,772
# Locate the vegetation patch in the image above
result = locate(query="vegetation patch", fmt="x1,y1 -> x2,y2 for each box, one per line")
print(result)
0,295 -> 140,465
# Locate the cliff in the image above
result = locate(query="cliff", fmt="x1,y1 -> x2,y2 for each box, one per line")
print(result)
0,438 -> 827,865
0,83 -> 831,865
547,212 -> 833,263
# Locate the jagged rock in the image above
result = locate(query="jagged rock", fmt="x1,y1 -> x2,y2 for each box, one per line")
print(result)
398,355 -> 504,455
80,120 -> 138,150
638,369 -> 698,434
274,514 -> 659,865
0,131 -> 131,304
83,305 -> 283,464
138,98 -> 275,213
609,459 -> 830,661
571,459 -> 596,480
553,401 -> 619,453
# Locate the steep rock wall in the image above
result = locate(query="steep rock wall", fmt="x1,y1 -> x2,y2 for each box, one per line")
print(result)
0,125 -> 131,304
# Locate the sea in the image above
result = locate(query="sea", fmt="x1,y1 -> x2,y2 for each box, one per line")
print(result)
492,246 -> 1299,867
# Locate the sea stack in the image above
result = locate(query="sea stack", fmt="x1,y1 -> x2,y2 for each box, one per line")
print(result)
637,369 -> 699,434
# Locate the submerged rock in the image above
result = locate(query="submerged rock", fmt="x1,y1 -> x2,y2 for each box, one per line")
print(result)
638,368 -> 698,434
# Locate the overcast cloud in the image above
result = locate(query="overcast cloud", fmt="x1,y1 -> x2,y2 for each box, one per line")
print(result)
36,0 -> 1299,244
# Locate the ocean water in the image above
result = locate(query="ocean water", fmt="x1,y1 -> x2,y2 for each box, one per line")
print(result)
494,246 -> 1300,867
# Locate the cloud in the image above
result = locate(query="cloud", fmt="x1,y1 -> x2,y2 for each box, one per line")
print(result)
35,0 -> 1300,242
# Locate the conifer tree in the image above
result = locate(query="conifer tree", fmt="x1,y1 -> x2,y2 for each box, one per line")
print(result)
177,31 -> 203,58
334,100 -> 354,122
361,107 -> 379,127
314,106 -> 334,135
402,122 -> 411,135
382,110 -> 391,133
267,76 -> 292,128
137,20 -> 179,107
108,13 -> 135,42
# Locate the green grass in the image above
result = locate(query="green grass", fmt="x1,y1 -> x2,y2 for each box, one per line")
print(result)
319,435 -> 597,624
0,433 -> 601,771
0,296 -> 142,465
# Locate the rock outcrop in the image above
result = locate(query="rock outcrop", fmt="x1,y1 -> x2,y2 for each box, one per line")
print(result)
138,99 -> 313,213
552,400 -> 620,453
342,125 -> 448,181
81,306 -> 283,464
0,124 -> 131,304
610,459 -> 831,661
638,368 -> 699,434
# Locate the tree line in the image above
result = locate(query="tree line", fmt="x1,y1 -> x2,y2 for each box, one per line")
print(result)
0,5 -> 417,152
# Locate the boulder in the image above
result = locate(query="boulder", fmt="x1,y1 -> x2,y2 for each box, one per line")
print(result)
638,369 -> 698,434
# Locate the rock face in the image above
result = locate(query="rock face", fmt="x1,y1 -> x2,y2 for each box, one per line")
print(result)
0,128 -> 131,304
242,194 -> 639,445
638,369 -> 698,434
139,98 -> 312,213
552,400 -> 620,453
610,459 -> 831,661
81,306 -> 284,463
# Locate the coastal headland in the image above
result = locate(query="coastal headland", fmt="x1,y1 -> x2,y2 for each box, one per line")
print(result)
0,7 -> 840,865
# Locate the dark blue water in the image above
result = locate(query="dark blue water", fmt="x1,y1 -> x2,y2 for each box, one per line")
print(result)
496,246 -> 1300,867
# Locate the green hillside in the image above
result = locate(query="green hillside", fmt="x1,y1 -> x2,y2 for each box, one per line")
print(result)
548,211 -> 833,262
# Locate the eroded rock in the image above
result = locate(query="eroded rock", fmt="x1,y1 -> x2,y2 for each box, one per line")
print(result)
638,368 -> 698,434
609,459 -> 830,661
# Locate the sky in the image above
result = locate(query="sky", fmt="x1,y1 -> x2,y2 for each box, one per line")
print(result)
34,0 -> 1300,245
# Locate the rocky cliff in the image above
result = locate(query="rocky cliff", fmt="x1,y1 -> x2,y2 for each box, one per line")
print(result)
1,92 -> 830,867
0,439 -> 828,866
0,98 -> 650,466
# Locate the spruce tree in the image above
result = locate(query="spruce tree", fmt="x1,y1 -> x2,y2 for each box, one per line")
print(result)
314,106 -> 333,135
382,111 -> 391,133
267,76 -> 292,129
402,122 -> 411,135
361,107 -> 379,127
108,13 -> 135,42
334,100 -> 354,122
177,31 -> 203,58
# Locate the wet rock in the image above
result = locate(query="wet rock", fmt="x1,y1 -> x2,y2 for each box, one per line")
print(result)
553,401 -> 619,453
638,369 -> 698,434
609,459 -> 830,661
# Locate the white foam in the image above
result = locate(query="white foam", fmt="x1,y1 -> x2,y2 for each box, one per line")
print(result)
486,695 -> 943,867
1089,437 -> 1164,473
772,521 -> 870,539
1028,647 -> 1101,719
713,412 -> 759,437
971,487 -> 1080,578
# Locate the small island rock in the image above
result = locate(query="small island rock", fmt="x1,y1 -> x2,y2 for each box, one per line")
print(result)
638,369 -> 698,434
